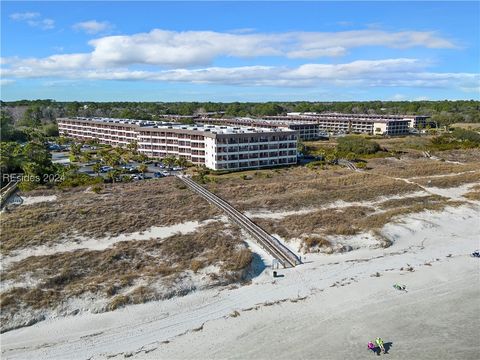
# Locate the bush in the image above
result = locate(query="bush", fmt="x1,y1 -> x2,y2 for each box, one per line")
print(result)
306,160 -> 326,169
59,173 -> 103,188
190,259 -> 204,273
452,128 -> 480,143
91,184 -> 103,193
337,136 -> 381,155
303,237 -> 331,250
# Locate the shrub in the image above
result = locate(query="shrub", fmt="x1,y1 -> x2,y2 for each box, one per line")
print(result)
303,237 -> 331,249
91,184 -> 103,193
108,295 -> 129,311
190,259 -> 204,273
337,136 -> 381,155
59,173 -> 103,188
452,128 -> 480,143
306,160 -> 326,169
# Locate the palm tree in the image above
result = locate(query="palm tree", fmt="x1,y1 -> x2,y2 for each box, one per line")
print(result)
126,141 -> 138,154
107,169 -> 120,183
175,157 -> 188,168
163,156 -> 176,168
81,151 -> 92,163
138,163 -> 148,174
92,163 -> 102,177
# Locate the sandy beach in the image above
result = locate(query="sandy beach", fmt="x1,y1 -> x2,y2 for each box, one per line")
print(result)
2,202 -> 479,360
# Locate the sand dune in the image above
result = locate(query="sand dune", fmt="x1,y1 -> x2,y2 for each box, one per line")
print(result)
1,203 -> 479,359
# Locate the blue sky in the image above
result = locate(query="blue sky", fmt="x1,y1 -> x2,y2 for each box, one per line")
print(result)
1,1 -> 479,102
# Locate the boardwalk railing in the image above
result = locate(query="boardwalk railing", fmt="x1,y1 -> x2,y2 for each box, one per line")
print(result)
1,180 -> 20,209
177,175 -> 301,268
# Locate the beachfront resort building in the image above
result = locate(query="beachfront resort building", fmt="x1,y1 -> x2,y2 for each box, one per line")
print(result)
264,114 -> 418,136
196,113 -> 429,139
197,117 -> 322,140
57,117 -> 298,171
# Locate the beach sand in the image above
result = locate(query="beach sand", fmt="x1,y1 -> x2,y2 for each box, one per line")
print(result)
1,202 -> 479,359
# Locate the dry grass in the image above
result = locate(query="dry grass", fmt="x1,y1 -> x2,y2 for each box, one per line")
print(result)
1,178 -> 221,255
430,148 -> 480,163
206,167 -> 420,212
254,197 -> 464,241
0,221 -> 252,331
451,123 -> 480,130
377,195 -> 448,209
302,236 -> 332,252
464,184 -> 480,201
368,157 -> 480,179
412,172 -> 480,188
254,206 -> 374,239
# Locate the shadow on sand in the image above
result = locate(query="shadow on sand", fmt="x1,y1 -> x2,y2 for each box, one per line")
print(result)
374,342 -> 393,356
244,253 -> 266,280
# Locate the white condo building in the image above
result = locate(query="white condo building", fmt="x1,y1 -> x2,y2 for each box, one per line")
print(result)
57,117 -> 298,171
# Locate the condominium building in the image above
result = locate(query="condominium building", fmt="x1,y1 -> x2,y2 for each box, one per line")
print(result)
57,117 -> 298,171
197,117 -> 323,140
198,114 -> 414,137
264,113 -> 419,136
283,112 -> 429,129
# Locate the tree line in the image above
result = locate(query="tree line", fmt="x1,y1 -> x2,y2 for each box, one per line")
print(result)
1,99 -> 479,127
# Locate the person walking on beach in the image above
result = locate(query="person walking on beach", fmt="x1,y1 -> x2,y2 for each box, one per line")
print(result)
367,341 -> 376,353
375,337 -> 385,354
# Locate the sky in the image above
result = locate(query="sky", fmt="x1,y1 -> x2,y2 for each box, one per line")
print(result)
1,1 -> 479,102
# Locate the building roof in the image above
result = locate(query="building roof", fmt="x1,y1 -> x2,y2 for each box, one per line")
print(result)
59,117 -> 297,136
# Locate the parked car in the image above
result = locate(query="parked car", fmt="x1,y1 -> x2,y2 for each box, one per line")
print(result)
154,172 -> 165,178
121,165 -> 137,173
131,174 -> 146,180
171,166 -> 184,171
100,166 -> 113,173
48,144 -> 62,151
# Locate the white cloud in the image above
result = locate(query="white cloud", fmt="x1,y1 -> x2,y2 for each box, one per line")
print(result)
9,12 -> 40,21
1,27 -> 472,93
0,28 -> 457,72
391,94 -> 406,100
7,28 -> 454,69
2,57 -> 477,93
287,47 -> 347,58
0,79 -> 15,86
72,20 -> 112,34
10,12 -> 54,30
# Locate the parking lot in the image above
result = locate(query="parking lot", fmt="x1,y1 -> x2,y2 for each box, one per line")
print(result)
51,150 -> 184,181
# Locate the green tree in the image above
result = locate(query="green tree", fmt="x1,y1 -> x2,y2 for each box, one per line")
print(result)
92,162 -> 102,176
42,123 -> 59,137
20,142 -> 55,187
106,169 -> 120,183
163,155 -> 177,168
1,109 -> 15,141
104,151 -> 121,167
81,151 -> 93,163
66,102 -> 81,117
0,142 -> 24,175
19,105 -> 43,127
175,157 -> 188,168
337,136 -> 381,155
138,163 -> 148,173
126,141 -> 138,153
69,143 -> 82,162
